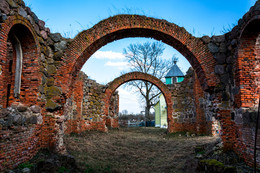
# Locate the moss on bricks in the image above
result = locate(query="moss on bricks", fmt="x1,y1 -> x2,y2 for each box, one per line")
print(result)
47,65 -> 57,75
45,86 -> 61,97
46,99 -> 60,111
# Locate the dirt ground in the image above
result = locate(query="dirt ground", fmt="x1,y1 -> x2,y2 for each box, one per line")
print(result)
64,127 -> 218,173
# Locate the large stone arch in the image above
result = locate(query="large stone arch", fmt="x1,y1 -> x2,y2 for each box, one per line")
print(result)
56,15 -> 217,97
103,72 -> 174,132
0,16 -> 41,107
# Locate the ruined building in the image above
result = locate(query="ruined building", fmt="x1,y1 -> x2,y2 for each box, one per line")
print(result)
0,0 -> 260,170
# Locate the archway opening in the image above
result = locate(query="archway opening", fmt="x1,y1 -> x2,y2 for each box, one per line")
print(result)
63,35 -> 218,135
103,72 -> 173,132
108,81 -> 168,129
0,24 -> 40,108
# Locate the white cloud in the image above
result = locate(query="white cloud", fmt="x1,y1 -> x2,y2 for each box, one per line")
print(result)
104,61 -> 128,67
104,61 -> 129,70
92,50 -> 125,60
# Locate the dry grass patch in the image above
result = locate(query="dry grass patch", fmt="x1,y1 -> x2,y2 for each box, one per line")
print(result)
64,127 -> 217,173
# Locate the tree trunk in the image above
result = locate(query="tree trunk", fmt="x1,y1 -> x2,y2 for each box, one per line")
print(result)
145,96 -> 152,126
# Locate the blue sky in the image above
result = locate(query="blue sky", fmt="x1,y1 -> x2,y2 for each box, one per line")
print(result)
24,0 -> 256,113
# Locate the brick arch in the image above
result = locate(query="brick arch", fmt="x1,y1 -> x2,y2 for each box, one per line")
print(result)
56,15 -> 217,97
103,72 -> 174,132
235,16 -> 260,108
0,16 -> 41,107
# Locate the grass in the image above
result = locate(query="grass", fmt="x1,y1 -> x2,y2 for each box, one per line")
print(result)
18,162 -> 34,169
64,127 -> 217,173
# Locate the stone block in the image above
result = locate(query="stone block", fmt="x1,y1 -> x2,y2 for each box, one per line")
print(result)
54,41 -> 67,52
0,1 -> 10,14
7,0 -> 18,8
31,12 -> 39,24
0,109 -> 10,118
220,74 -> 229,84
53,50 -> 63,61
47,65 -> 57,75
37,115 -> 43,124
30,105 -> 41,113
40,30 -> 48,40
212,35 -> 225,42
208,42 -> 219,53
30,116 -> 37,124
214,65 -> 225,75
50,33 -> 62,42
12,112 -> 22,125
46,99 -> 60,111
214,53 -> 226,64
0,12 -> 7,22
17,104 -> 28,112
38,20 -> 45,30
201,36 -> 211,44
18,7 -> 27,18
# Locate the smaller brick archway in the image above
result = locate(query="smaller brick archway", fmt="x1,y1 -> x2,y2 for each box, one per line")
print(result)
103,72 -> 174,132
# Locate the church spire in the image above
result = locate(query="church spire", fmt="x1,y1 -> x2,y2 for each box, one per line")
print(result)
165,57 -> 184,85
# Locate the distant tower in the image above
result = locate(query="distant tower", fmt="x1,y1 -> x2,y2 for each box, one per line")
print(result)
165,58 -> 184,85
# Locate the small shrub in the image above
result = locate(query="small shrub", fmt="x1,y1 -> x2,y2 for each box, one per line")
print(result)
200,159 -> 224,167
18,161 -> 34,169
58,166 -> 70,173
85,164 -> 94,173
195,146 -> 205,155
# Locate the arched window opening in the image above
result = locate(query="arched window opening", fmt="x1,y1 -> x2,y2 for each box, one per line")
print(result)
0,23 -> 40,108
236,19 -> 260,108
12,33 -> 23,99
5,32 -> 23,106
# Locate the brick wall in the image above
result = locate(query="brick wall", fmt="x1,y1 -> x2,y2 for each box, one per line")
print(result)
0,103 -> 43,170
0,0 -> 69,170
64,72 -> 119,134
169,68 -> 218,135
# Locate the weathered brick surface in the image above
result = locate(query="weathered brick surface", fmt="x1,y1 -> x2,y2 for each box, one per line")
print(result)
0,103 -> 44,170
107,93 -> 119,128
0,1 -> 65,170
169,68 -> 217,135
220,2 -> 260,166
236,19 -> 260,108
0,0 -> 260,170
64,72 -> 119,134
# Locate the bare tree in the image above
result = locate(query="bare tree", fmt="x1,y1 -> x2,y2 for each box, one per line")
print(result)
123,41 -> 174,123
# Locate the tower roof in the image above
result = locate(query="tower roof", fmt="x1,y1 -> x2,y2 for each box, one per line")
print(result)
165,61 -> 184,78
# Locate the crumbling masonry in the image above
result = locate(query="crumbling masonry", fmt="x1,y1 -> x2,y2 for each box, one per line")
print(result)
0,0 -> 259,170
